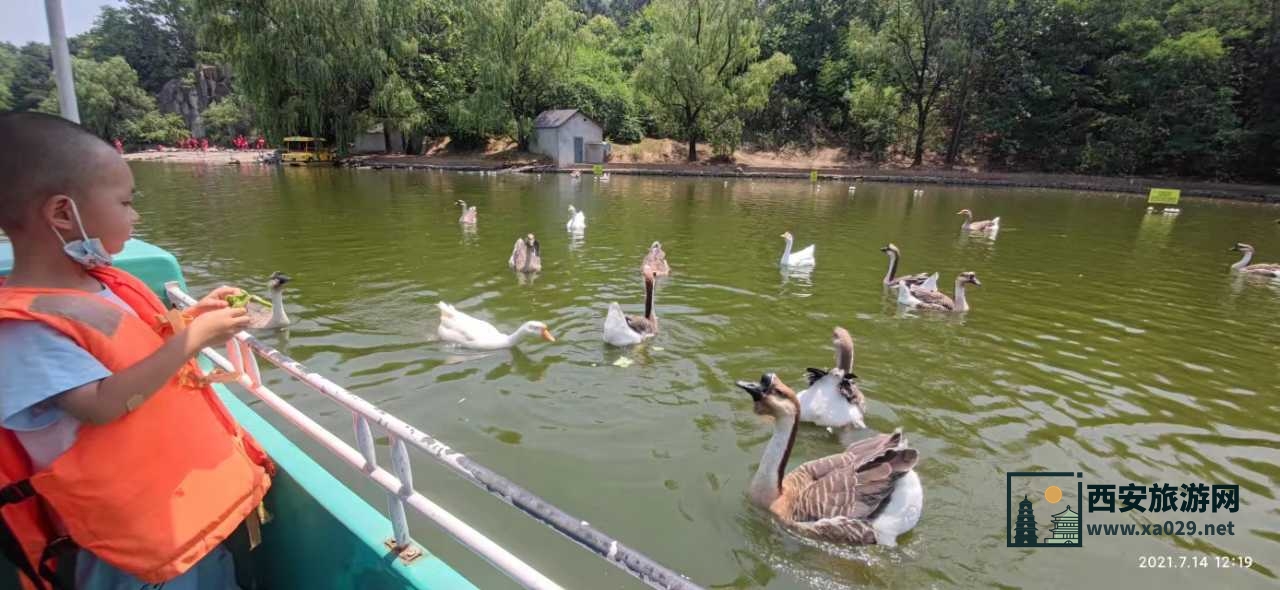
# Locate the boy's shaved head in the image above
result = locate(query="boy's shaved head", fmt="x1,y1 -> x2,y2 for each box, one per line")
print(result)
0,112 -> 119,232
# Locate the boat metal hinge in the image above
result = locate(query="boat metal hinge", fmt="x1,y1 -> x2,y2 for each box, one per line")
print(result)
385,539 -> 424,564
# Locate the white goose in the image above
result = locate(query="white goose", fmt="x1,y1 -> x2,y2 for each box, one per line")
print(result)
896,272 -> 981,312
457,200 -> 477,224
736,373 -> 923,546
779,231 -> 816,267
1228,243 -> 1280,277
566,205 -> 587,231
603,269 -> 658,346
797,327 -> 866,429
436,302 -> 555,349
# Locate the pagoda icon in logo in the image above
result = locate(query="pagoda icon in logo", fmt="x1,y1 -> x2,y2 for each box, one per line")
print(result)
1043,505 -> 1080,545
1012,495 -> 1038,545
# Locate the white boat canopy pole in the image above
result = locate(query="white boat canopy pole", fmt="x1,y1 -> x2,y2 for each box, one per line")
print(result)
44,0 -> 80,123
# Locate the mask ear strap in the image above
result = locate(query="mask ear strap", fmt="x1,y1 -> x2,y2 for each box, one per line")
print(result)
65,198 -> 92,242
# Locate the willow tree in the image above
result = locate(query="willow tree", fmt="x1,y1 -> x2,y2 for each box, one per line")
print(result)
199,0 -> 390,150
458,0 -> 580,150
634,0 -> 794,161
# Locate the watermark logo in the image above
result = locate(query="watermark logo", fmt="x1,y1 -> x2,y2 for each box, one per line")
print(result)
1006,471 -> 1084,548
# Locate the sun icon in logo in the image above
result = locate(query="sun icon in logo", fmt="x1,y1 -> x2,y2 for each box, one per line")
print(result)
1044,485 -> 1062,504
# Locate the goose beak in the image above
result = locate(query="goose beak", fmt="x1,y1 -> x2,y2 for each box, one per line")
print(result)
1228,244 -> 1240,251
540,327 -> 556,342
971,277 -> 982,286
879,246 -> 890,252
735,380 -> 765,401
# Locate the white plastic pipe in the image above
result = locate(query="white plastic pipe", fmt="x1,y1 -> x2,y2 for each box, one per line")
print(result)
43,0 -> 79,123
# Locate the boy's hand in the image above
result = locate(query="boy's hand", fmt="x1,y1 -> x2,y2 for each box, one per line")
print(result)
187,307 -> 252,353
192,286 -> 243,315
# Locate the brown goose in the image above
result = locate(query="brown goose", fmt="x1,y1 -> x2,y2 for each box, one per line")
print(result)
642,241 -> 671,277
603,269 -> 658,346
880,244 -> 932,288
508,233 -> 541,273
896,272 -> 981,312
956,209 -> 1000,232
735,373 -> 923,546
1228,243 -> 1280,278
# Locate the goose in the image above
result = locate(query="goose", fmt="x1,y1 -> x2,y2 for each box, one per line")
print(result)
735,373 -> 923,546
779,232 -> 816,267
641,241 -> 671,277
508,233 -> 542,273
245,272 -> 292,330
1228,243 -> 1280,277
600,172 -> 611,182
956,209 -> 999,232
457,200 -> 477,224
797,327 -> 866,429
603,269 -> 658,346
436,302 -> 555,349
896,272 -> 981,312
880,244 -> 932,288
569,170 -> 581,179
566,205 -> 587,231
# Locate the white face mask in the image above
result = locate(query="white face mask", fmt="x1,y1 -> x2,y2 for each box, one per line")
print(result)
49,198 -> 113,268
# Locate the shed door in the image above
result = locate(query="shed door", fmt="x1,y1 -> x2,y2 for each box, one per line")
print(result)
573,137 -> 584,163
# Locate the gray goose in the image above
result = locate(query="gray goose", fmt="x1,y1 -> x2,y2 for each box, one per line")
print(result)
1228,243 -> 1280,278
642,241 -> 671,277
880,243 -> 932,288
956,209 -> 999,232
508,233 -> 542,273
896,272 -> 981,312
735,373 -> 923,546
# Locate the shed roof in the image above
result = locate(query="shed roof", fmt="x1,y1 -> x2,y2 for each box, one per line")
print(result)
534,109 -> 588,129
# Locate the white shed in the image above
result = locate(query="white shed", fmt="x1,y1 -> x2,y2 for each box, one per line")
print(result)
531,109 -> 606,167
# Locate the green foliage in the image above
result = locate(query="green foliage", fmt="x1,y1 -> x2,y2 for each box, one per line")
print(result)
39,57 -> 167,144
201,94 -> 253,144
0,43 -> 17,110
8,43 -> 54,113
543,17 -> 644,143
845,78 -> 902,159
126,111 -> 189,144
80,4 -> 192,93
634,0 -> 795,160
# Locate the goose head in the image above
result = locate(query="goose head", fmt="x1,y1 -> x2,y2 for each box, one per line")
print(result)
568,205 -> 578,214
517,321 -> 556,342
267,271 -> 291,291
456,200 -> 467,208
524,233 -> 540,255
1229,242 -> 1254,253
779,231 -> 794,242
955,208 -> 973,218
735,373 -> 800,418
958,271 -> 981,287
880,243 -> 900,257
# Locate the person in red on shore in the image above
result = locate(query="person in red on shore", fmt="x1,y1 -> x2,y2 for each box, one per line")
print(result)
112,138 -> 123,154
200,138 -> 208,152
255,136 -> 266,150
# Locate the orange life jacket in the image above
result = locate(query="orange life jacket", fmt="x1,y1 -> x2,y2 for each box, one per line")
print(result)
0,267 -> 272,588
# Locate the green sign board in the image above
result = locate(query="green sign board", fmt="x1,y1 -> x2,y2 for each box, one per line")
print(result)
1148,188 -> 1180,204
810,170 -> 818,183
593,164 -> 604,176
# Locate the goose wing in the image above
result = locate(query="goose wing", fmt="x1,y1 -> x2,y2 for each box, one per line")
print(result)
785,431 -> 919,526
603,303 -> 644,345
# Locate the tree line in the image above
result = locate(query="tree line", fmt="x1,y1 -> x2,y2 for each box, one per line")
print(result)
0,0 -> 1276,180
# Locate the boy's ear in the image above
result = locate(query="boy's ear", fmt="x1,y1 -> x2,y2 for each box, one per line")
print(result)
41,194 -> 77,233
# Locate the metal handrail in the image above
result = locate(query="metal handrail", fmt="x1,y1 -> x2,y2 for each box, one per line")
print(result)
166,283 -> 701,590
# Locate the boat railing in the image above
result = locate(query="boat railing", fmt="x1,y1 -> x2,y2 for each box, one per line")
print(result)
165,282 -> 701,590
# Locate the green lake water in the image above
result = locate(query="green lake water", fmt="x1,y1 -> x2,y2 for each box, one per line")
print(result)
129,163 -> 1279,589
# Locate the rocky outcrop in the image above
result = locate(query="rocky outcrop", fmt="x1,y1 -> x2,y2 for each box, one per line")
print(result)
156,64 -> 233,137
